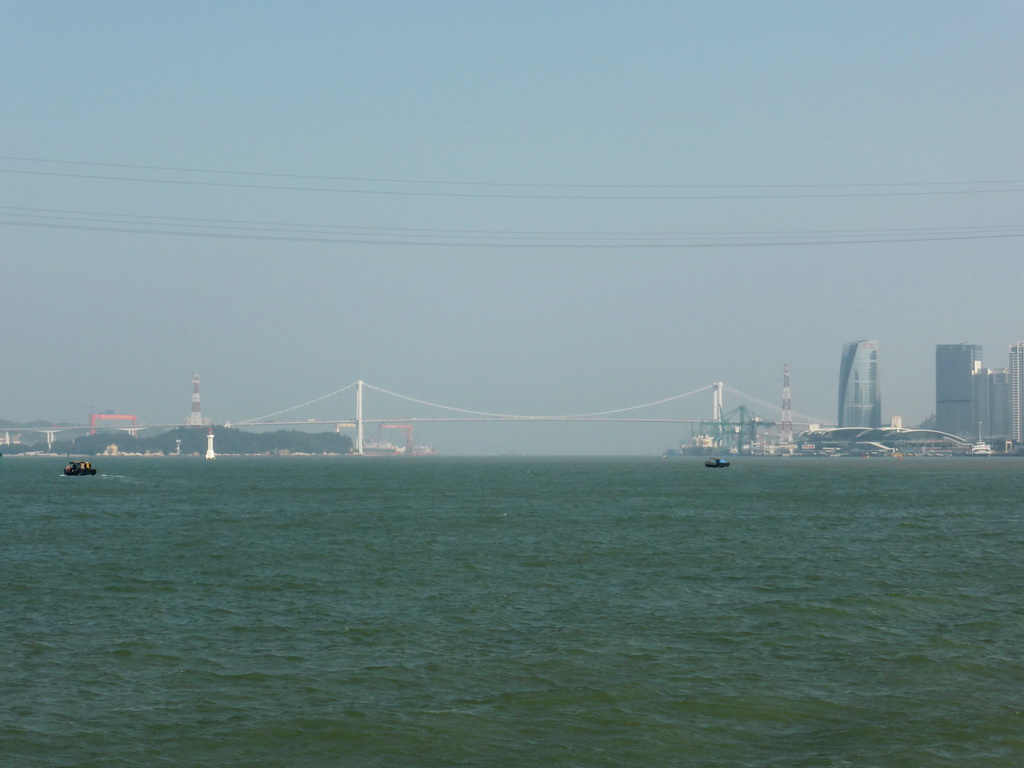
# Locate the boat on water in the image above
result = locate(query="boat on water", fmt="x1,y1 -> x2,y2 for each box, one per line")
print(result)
64,461 -> 97,476
358,440 -> 438,457
704,457 -> 730,468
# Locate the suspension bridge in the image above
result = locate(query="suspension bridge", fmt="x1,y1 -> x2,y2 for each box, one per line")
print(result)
7,379 -> 828,453
226,380 -> 826,454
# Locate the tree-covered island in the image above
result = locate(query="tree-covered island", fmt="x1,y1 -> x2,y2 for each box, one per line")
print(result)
0,424 -> 354,456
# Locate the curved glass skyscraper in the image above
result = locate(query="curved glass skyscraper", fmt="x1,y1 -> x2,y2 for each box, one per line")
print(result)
838,340 -> 881,428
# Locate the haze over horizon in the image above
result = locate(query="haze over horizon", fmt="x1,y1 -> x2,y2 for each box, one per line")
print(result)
4,2 -> 1023,454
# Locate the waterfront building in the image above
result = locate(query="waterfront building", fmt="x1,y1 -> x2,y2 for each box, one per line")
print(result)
838,340 -> 881,428
796,426 -> 969,455
1010,343 -> 1024,444
935,344 -> 983,439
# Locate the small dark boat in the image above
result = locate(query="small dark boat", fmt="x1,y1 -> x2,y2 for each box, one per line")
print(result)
64,461 -> 97,476
704,457 -> 730,468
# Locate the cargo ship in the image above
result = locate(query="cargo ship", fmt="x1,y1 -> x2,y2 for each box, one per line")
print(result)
662,434 -> 717,457
358,423 -> 436,456
359,439 -> 437,457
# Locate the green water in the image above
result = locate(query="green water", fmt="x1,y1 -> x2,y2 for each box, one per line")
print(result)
2,456 -> 1022,766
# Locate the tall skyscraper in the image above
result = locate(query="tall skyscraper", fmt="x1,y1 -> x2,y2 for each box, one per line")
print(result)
935,344 -> 982,438
974,368 -> 1010,441
838,340 -> 881,428
1010,343 -> 1024,444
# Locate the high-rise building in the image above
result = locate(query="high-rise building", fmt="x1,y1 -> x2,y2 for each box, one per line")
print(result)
838,340 -> 881,428
935,344 -> 983,438
1010,343 -> 1024,444
974,368 -> 1010,441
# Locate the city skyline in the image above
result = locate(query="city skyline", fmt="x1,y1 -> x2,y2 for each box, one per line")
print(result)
12,335 -> 1024,444
934,342 -> 1024,444
4,3 -> 1024,455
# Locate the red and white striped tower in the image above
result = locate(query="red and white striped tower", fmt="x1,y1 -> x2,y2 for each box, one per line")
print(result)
781,364 -> 793,445
188,373 -> 204,426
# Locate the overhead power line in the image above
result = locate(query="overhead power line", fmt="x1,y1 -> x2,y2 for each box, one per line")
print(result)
5,167 -> 1024,200
3,155 -> 1024,200
2,206 -> 1023,248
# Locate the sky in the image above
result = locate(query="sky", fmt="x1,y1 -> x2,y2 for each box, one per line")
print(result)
3,1 -> 1024,454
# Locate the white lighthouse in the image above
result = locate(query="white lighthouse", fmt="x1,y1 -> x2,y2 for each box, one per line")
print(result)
205,428 -> 216,460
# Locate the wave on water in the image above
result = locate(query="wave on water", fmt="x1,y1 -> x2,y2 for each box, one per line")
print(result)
3,457 -> 1023,766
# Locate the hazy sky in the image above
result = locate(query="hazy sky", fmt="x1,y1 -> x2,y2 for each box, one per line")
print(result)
4,1 -> 1023,454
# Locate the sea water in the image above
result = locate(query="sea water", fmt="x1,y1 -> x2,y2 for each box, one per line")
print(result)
2,456 -> 1022,767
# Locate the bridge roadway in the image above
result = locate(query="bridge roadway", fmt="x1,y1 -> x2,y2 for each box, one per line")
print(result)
228,417 -> 709,426
5,415 -> 710,435
5,416 -> 716,450
11,417 -> 710,432
4,416 -> 812,454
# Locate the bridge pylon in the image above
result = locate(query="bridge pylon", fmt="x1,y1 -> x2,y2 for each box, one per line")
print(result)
356,380 -> 365,455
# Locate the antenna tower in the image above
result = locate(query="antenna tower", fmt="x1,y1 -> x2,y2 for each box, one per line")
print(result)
188,372 -> 205,426
781,364 -> 793,445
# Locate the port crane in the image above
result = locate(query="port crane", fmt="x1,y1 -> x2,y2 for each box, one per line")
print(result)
379,423 -> 415,453
695,405 -> 775,454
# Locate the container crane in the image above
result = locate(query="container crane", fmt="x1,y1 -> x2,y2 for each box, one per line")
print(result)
697,406 -> 775,454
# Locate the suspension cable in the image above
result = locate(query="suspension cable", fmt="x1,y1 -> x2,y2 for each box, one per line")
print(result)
722,385 -> 827,424
364,382 -> 715,419
236,380 -> 821,426
236,382 -> 357,424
